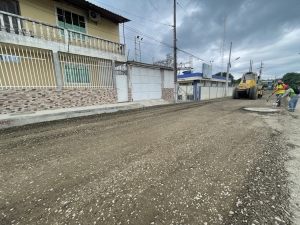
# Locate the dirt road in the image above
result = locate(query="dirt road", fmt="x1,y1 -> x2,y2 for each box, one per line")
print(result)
0,95 -> 296,224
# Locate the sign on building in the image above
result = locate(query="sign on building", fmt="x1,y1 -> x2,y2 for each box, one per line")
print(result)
202,63 -> 212,79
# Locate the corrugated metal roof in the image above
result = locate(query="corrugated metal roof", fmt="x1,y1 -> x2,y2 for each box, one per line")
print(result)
127,61 -> 174,70
55,0 -> 130,23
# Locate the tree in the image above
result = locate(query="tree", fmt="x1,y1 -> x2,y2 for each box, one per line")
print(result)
282,72 -> 300,88
215,72 -> 239,85
215,72 -> 234,79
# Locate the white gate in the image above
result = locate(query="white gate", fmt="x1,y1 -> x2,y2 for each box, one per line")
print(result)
131,67 -> 162,101
116,75 -> 128,102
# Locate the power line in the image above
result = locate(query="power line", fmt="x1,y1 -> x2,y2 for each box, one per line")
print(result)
176,1 -> 220,47
27,0 -> 221,64
21,0 -> 174,50
125,26 -> 173,48
91,0 -> 172,27
147,0 -> 171,26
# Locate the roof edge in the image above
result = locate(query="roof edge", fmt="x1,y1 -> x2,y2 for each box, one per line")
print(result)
57,0 -> 130,23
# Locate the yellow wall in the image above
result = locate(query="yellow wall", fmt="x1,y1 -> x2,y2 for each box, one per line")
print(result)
18,0 -> 120,43
0,44 -> 57,88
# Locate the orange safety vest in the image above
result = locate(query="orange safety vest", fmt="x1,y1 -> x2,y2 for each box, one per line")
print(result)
274,84 -> 285,94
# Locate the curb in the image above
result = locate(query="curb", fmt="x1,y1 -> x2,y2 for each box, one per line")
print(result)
0,103 -> 143,129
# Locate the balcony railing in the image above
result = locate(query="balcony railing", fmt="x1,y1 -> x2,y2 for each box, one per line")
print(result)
0,10 -> 125,55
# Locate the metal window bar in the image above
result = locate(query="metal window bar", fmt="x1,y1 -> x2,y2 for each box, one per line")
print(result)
89,57 -> 94,88
75,54 -> 82,88
99,59 -> 104,88
34,50 -> 44,86
59,53 -> 66,87
21,48 -> 30,86
82,55 -> 89,88
33,49 -> 41,86
7,45 -> 18,87
0,44 -> 10,87
37,49 -> 45,86
58,52 -> 114,89
41,50 -> 49,86
71,54 -> 76,88
103,60 -> 108,87
16,47 -> 25,88
95,60 -> 101,88
0,43 -> 57,89
3,45 -> 15,86
11,45 -> 21,87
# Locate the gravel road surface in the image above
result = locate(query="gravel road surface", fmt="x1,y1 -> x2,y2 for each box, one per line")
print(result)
1,93 -> 299,224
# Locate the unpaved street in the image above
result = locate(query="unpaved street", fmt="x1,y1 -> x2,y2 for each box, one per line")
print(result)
0,95 -> 296,224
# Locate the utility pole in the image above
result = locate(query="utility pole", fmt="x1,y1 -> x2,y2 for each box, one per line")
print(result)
249,60 -> 253,72
220,15 -> 227,78
127,49 -> 130,61
225,42 -> 232,97
258,61 -> 263,77
134,36 -> 138,61
134,36 -> 142,62
139,37 -> 143,62
173,0 -> 177,102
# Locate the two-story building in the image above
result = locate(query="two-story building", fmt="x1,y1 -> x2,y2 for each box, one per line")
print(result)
0,0 -> 131,114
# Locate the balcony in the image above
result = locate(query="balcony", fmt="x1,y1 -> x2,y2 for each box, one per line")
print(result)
0,10 -> 126,62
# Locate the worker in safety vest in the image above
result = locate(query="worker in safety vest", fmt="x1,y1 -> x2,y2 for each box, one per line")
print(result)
278,84 -> 299,112
272,80 -> 285,107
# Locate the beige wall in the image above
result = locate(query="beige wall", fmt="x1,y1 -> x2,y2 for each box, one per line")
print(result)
18,0 -> 120,43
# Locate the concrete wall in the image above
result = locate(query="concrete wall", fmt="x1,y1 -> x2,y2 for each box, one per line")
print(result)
178,85 -> 233,101
163,70 -> 174,88
0,88 -> 117,114
199,87 -> 233,100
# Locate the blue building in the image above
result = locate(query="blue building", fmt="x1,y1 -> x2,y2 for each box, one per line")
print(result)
178,71 -> 232,87
177,71 -> 233,101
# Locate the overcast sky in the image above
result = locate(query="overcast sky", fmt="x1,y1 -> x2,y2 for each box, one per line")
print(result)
89,0 -> 300,80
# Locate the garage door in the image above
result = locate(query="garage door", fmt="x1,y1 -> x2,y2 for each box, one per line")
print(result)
131,67 -> 162,101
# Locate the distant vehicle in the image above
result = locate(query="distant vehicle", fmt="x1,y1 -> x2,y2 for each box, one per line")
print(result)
232,72 -> 263,99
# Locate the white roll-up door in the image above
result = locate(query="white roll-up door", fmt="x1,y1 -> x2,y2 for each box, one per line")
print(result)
131,67 -> 162,101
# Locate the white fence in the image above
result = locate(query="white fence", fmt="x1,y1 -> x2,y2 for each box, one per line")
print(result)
178,86 -> 193,101
58,52 -> 114,89
178,86 -> 233,101
0,43 -> 115,89
0,43 -> 57,89
199,86 -> 233,100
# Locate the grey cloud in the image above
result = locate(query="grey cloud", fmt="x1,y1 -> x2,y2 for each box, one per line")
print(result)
91,0 -> 300,79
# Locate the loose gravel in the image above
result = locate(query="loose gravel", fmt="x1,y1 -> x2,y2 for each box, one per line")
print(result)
0,94 -> 298,224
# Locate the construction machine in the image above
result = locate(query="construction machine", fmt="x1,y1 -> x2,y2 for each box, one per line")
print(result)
232,71 -> 263,99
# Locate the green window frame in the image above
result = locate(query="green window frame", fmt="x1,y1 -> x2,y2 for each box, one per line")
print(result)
64,64 -> 91,84
57,7 -> 86,38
